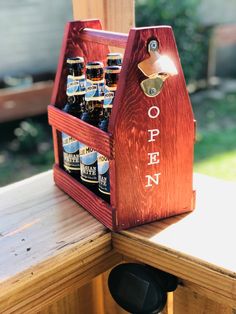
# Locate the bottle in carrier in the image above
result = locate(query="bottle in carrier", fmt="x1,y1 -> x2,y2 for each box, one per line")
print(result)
97,66 -> 121,202
62,57 -> 86,180
79,61 -> 105,192
107,52 -> 123,66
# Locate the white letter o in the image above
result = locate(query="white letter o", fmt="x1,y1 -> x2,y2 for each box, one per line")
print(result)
148,106 -> 160,119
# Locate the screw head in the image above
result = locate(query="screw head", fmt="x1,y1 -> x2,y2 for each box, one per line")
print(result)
149,40 -> 158,51
149,87 -> 157,95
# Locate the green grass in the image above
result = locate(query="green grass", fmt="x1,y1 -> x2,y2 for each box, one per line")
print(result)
194,149 -> 236,180
192,91 -> 236,181
0,115 -> 54,187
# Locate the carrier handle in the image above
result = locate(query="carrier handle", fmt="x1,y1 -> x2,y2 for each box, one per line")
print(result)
78,28 -> 128,48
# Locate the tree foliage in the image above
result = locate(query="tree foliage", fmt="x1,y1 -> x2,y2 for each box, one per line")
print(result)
136,0 -> 210,83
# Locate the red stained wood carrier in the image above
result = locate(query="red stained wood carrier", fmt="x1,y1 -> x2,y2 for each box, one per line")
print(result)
48,19 -> 196,231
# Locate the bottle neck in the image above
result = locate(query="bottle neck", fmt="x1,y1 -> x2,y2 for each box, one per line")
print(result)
68,69 -> 84,76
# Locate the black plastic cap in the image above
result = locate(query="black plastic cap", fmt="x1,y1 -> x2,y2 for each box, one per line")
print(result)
108,263 -> 168,314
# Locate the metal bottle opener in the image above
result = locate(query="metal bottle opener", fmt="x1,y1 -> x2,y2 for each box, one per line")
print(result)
138,39 -> 178,97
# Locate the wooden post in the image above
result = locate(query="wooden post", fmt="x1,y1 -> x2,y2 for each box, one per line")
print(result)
72,0 -> 134,53
72,0 -> 135,33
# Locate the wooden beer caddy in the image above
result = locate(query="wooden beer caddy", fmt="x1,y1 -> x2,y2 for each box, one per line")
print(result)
48,19 -> 196,231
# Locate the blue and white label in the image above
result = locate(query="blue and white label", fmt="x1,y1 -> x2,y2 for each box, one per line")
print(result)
98,153 -> 110,195
103,86 -> 115,109
80,142 -> 98,183
62,132 -> 80,171
66,75 -> 86,96
85,79 -> 104,101
62,132 -> 80,153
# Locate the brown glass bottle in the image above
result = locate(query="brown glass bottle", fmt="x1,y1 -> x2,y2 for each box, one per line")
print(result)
107,53 -> 123,66
62,57 -> 85,180
97,66 -> 121,202
79,61 -> 105,192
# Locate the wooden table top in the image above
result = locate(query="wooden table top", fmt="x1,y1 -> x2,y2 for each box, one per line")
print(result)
1,170 -> 236,311
0,171 -> 119,313
113,174 -> 236,307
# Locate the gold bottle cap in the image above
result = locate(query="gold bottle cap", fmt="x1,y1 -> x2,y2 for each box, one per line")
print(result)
66,57 -> 84,64
86,61 -> 104,69
105,66 -> 121,74
107,53 -> 123,60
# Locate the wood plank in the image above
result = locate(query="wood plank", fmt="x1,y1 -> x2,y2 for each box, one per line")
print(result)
113,174 -> 236,306
113,234 -> 236,306
72,0 -> 134,53
109,26 -> 195,229
181,280 -> 236,309
0,171 -> 118,313
53,165 -> 114,229
72,0 -> 105,25
101,270 -> 128,314
104,1 -> 135,34
0,81 -> 53,122
173,286 -> 233,314
78,28 -> 128,48
0,171 -> 107,280
72,0 -> 134,33
38,289 -> 83,314
38,271 -> 127,314
48,105 -> 113,158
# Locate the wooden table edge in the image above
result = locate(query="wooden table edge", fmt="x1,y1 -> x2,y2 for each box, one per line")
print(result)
112,232 -> 236,307
0,232 -> 122,313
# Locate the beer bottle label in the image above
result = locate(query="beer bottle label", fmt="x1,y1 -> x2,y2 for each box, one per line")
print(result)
80,143 -> 98,183
97,153 -> 110,195
67,75 -> 86,96
85,79 -> 104,101
103,86 -> 116,109
62,132 -> 80,171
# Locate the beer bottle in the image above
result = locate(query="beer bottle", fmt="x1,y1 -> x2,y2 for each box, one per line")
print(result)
79,61 -> 105,191
97,66 -> 121,202
107,52 -> 122,66
84,61 -> 104,126
62,57 -> 86,179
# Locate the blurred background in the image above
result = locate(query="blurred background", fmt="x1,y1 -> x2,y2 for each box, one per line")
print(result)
0,0 -> 236,187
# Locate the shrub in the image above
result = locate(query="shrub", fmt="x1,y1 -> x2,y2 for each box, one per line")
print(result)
136,0 -> 210,83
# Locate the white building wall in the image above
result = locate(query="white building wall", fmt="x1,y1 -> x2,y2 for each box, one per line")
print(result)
0,0 -> 72,77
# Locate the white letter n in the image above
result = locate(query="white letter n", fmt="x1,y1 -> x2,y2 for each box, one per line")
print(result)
145,173 -> 161,188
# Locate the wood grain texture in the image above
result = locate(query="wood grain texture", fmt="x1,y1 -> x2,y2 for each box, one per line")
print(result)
173,285 -> 233,314
72,0 -> 105,25
48,105 -> 113,158
181,280 -> 236,309
0,171 -> 121,313
109,26 -> 195,229
72,0 -> 134,55
113,174 -> 236,307
54,164 -> 114,229
49,20 -> 116,230
52,127 -> 61,166
50,19 -> 110,108
72,0 -> 134,34
1,171 -> 236,312
78,28 -> 128,48
38,276 -> 107,314
38,271 -> 127,314
49,20 -> 195,230
0,81 -> 53,122
101,270 -> 129,314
